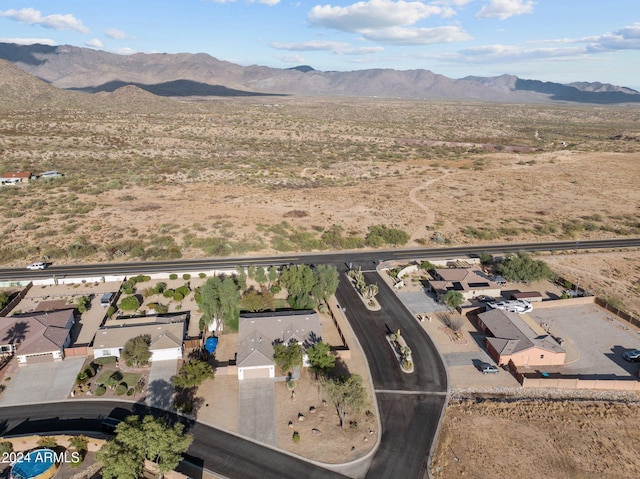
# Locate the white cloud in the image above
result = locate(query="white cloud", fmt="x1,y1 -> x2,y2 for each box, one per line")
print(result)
0,37 -> 56,45
106,28 -> 129,40
361,25 -> 471,44
308,0 -> 455,32
252,0 -> 281,4
272,40 -> 351,51
85,38 -> 103,48
586,22 -> 640,51
0,8 -> 89,33
112,47 -> 137,55
276,53 -> 306,63
271,40 -> 383,55
476,0 -> 534,20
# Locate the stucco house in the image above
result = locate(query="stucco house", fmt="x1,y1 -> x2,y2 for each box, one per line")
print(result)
477,308 -> 566,367
429,268 -> 502,301
93,315 -> 185,362
0,309 -> 75,364
237,310 -> 322,380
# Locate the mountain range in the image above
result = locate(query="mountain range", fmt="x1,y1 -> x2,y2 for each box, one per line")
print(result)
1,42 -> 639,105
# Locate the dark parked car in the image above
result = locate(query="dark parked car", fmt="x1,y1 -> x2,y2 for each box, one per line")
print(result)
475,295 -> 493,303
623,349 -> 640,362
478,362 -> 499,374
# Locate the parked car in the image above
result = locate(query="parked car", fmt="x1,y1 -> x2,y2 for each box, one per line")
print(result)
26,262 -> 47,270
478,362 -> 499,374
623,349 -> 640,362
475,295 -> 493,303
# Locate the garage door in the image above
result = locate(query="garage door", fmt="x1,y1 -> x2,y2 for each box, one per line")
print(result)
25,352 -> 55,364
240,367 -> 271,379
151,348 -> 182,361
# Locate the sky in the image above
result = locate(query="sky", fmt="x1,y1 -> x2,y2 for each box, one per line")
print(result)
1,0 -> 639,89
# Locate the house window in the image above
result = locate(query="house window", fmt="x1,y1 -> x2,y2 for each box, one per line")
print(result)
102,349 -> 111,356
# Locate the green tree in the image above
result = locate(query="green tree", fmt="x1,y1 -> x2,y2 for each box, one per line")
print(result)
121,334 -> 151,367
76,295 -> 90,313
267,266 -> 279,288
172,360 -> 214,389
240,289 -> 274,312
273,340 -> 303,374
0,291 -> 8,310
69,435 -> 89,454
498,251 -> 556,282
419,260 -> 435,271
322,374 -> 367,430
120,295 -> 140,312
197,276 -> 240,333
307,341 -> 335,378
280,264 -> 317,309
198,276 -> 223,334
361,283 -> 379,300
478,253 -> 493,265
255,266 -> 267,286
233,266 -> 247,291
442,289 -> 464,310
104,371 -> 124,389
219,276 -> 240,331
37,436 -> 58,448
311,264 -> 339,303
97,415 -> 193,479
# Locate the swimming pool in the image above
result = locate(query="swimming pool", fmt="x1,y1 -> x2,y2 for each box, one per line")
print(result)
10,449 -> 60,479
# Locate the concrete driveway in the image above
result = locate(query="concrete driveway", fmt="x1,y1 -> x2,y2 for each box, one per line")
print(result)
0,357 -> 85,406
238,378 -> 276,446
145,359 -> 178,410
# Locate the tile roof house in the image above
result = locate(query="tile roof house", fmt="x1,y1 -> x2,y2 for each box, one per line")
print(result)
0,309 -> 75,364
429,268 -> 502,300
477,308 -> 566,367
0,171 -> 34,185
93,316 -> 185,362
237,310 -> 322,380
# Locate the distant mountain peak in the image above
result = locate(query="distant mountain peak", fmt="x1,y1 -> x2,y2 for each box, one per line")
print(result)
287,65 -> 315,73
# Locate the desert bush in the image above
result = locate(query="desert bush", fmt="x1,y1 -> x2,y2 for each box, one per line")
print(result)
170,273 -> 178,280
163,289 -> 175,298
95,385 -> 106,396
292,431 -> 300,443
198,273 -> 206,279
173,292 -> 184,301
0,441 -> 12,454
182,273 -> 191,280
106,305 -> 116,317
115,383 -> 128,395
120,295 -> 140,311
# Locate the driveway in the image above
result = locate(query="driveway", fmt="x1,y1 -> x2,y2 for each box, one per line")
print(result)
238,378 -> 277,446
145,359 -> 178,410
0,357 -> 85,406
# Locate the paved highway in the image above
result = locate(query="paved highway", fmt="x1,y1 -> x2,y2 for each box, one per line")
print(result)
2,238 -> 639,281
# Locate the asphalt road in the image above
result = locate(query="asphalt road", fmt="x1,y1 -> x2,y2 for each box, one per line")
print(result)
335,269 -> 448,479
3,238 -> 640,281
0,401 -> 348,479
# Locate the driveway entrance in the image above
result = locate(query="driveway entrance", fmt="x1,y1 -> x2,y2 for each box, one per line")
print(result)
0,357 -> 85,406
238,378 -> 276,446
145,359 -> 178,410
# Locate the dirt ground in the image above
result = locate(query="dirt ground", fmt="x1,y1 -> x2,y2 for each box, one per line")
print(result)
432,398 -> 640,479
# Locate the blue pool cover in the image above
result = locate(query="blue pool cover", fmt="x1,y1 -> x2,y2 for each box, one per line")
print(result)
10,449 -> 57,479
205,336 -> 218,353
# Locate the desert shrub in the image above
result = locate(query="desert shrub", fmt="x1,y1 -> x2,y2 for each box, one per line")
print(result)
93,356 -> 117,365
37,437 -> 58,448
292,431 -> 300,443
120,295 -> 140,311
95,385 -> 106,396
173,292 -> 184,301
0,441 -> 12,454
198,273 -> 206,279
170,273 -> 178,280
163,289 -> 175,298
176,285 -> 190,296
115,383 -> 128,395
121,281 -> 135,295
76,371 -> 90,385
182,273 -> 191,280
76,295 -> 90,313
106,305 -> 117,317
126,388 -> 134,396
364,224 -> 409,247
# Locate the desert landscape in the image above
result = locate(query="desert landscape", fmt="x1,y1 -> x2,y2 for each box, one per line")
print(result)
2,60 -> 640,478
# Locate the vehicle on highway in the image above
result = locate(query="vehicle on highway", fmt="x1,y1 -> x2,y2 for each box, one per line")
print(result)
26,262 -> 48,270
478,362 -> 499,374
486,299 -> 532,314
623,349 -> 640,362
